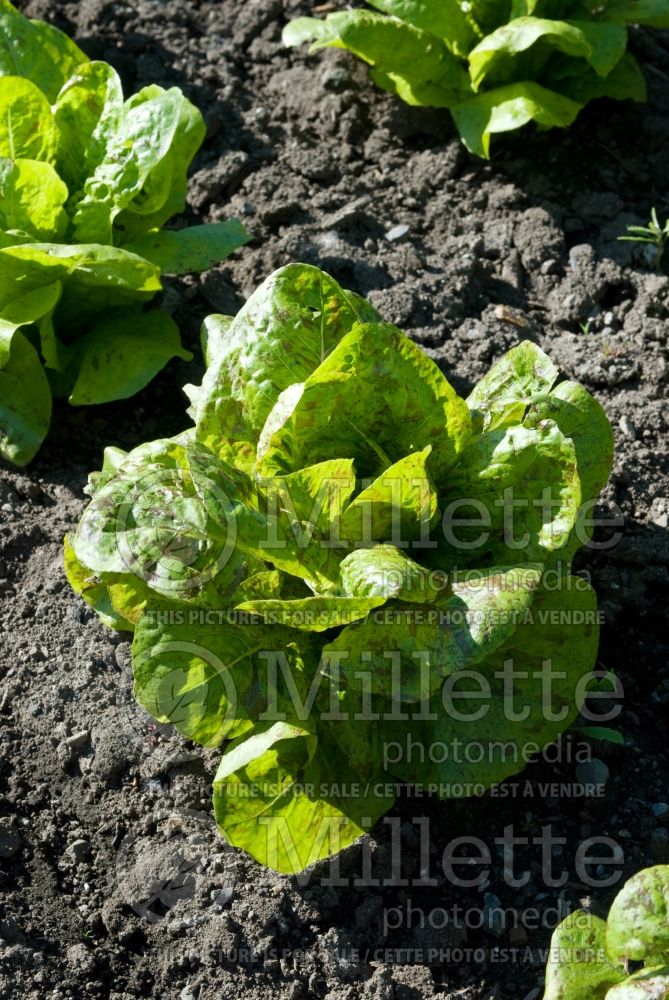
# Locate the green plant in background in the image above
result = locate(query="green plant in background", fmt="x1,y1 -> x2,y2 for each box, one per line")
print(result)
0,0 -> 250,466
543,865 -> 669,999
284,0 -> 669,158
619,207 -> 669,270
65,263 -> 614,874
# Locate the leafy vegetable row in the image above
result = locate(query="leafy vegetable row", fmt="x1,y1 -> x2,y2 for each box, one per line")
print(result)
0,0 -> 249,466
66,263 -> 614,874
543,864 -> 669,999
284,0 -> 669,157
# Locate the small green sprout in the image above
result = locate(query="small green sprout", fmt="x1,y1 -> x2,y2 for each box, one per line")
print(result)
619,208 -> 669,270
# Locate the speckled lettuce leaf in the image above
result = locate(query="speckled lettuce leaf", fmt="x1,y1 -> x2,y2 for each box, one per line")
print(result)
213,720 -> 395,874
199,314 -> 233,370
284,10 -> 470,107
191,263 -> 379,472
525,379 -> 614,555
327,563 -> 543,702
451,81 -> 582,158
132,609 -> 308,747
467,340 -> 559,431
438,419 -> 581,568
257,321 -> 472,483
0,326 -> 51,465
251,458 -> 357,590
339,446 -> 438,544
605,967 -> 669,999
0,0 -> 88,102
386,577 -> 599,788
53,60 -> 124,193
71,438 -> 265,603
68,310 -> 191,405
64,534 -> 154,630
234,595 -> 387,631
542,910 -> 625,1000
0,158 -> 68,240
468,18 -> 628,91
0,76 -> 61,162
122,220 -> 251,276
606,866 -> 669,965
338,544 -> 445,604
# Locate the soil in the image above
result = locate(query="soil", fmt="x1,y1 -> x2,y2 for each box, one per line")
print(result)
1,2 -> 669,999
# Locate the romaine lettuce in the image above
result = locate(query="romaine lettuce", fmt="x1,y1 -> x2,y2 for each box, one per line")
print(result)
283,0 -> 667,156
0,0 -> 250,465
66,263 -> 614,874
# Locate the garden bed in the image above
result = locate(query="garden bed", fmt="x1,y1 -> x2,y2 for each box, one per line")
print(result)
1,1 -> 668,998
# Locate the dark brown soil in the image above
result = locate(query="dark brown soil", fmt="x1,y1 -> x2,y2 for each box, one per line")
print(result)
1,3 -> 668,999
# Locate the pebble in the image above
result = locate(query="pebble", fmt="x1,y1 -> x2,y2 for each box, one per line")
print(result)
651,802 -> 669,824
320,194 -> 371,231
66,839 -> 91,865
210,886 -> 235,908
575,758 -> 609,787
618,416 -> 637,439
65,730 -> 89,749
180,986 -> 198,1000
320,65 -> 352,91
385,223 -> 410,242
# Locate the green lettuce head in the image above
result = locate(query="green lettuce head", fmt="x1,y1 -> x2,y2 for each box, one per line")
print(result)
66,263 -> 614,874
283,0 -> 669,157
0,0 -> 250,466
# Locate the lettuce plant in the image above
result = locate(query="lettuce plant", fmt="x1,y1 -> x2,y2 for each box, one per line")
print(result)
66,263 -> 614,874
543,865 -> 669,999
0,0 -> 250,466
284,0 -> 669,157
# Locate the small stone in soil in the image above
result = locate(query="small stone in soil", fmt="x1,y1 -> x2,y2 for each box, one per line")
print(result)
619,416 -> 637,439
320,66 -> 352,91
385,224 -> 410,242
210,886 -> 234,907
651,802 -> 669,824
65,730 -> 89,749
66,839 -> 92,865
575,758 -> 609,787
